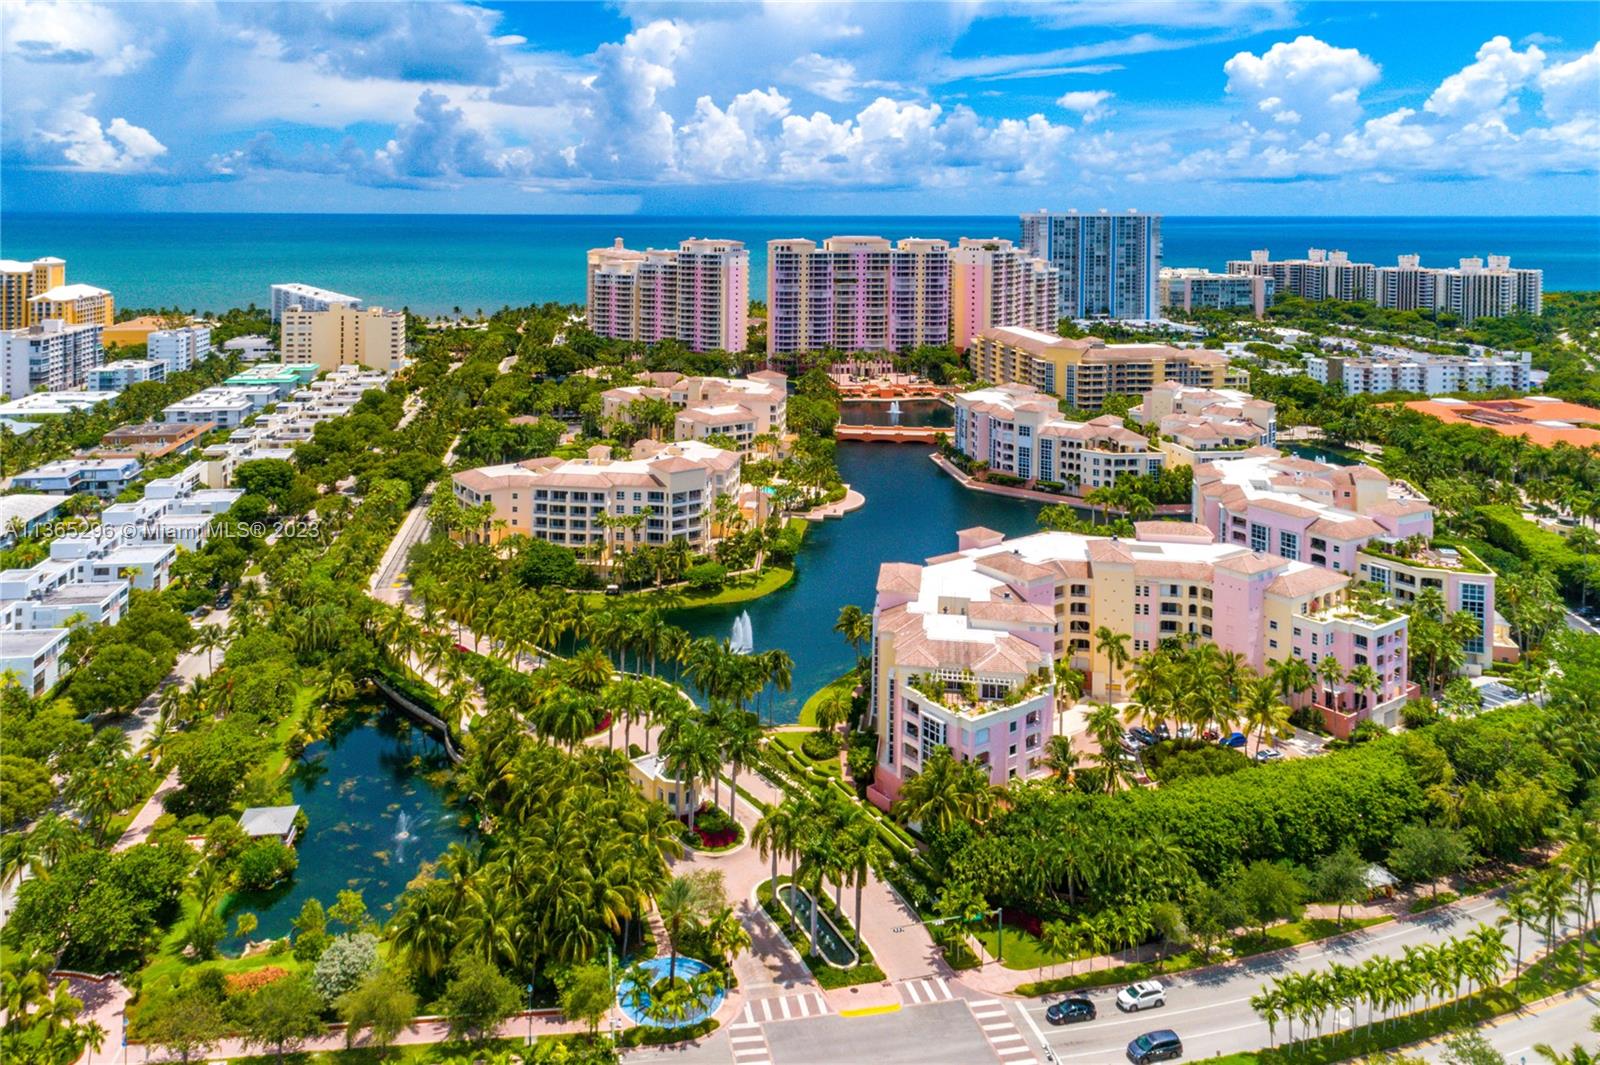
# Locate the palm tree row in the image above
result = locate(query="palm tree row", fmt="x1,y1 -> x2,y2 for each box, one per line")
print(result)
1250,924 -> 1510,1048
752,789 -> 893,957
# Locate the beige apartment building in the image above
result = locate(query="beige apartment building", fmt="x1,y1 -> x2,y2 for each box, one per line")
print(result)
601,370 -> 787,453
968,325 -> 1243,411
451,439 -> 748,552
280,303 -> 406,372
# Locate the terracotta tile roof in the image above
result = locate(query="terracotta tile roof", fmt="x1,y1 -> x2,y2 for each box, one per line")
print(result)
976,552 -> 1056,581
1252,497 -> 1320,519
968,600 -> 1056,624
876,562 -> 923,595
1307,515 -> 1387,539
1266,568 -> 1348,598
1133,559 -> 1216,580
1086,539 -> 1135,563
1134,521 -> 1214,541
1368,499 -> 1432,517
1214,550 -> 1284,575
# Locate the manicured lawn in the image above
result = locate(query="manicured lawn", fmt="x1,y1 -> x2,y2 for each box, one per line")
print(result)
972,924 -> 1066,972
676,565 -> 794,607
799,671 -> 856,727
227,1037 -> 535,1065
1013,915 -> 1390,992
771,730 -> 842,778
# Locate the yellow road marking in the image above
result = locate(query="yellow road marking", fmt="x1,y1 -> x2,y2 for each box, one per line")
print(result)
839,1004 -> 901,1018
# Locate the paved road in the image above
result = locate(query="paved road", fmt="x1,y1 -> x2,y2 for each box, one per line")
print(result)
764,1000 -> 998,1065
1417,983 -> 1598,1062
1567,609 -> 1599,635
1017,893 -> 1583,1063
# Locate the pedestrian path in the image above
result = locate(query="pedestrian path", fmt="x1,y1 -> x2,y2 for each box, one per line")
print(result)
738,990 -> 830,1024
896,975 -> 955,1006
727,1016 -> 774,1065
968,998 -> 1036,1065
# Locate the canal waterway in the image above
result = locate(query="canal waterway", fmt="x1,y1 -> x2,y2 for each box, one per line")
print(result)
671,441 -> 1043,723
225,705 -> 469,945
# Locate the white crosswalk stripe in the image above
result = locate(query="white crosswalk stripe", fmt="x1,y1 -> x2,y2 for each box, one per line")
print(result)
740,991 -> 831,1027
964,999 -> 1038,1065
896,977 -> 956,1006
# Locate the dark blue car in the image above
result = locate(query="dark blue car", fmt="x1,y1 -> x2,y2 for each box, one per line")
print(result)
1219,731 -> 1247,748
1127,1029 -> 1183,1064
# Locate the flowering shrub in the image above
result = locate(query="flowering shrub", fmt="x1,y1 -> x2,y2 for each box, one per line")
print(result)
224,966 -> 289,995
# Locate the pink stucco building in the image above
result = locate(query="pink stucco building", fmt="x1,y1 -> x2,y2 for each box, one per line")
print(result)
868,523 -> 1418,809
585,237 -> 748,354
1194,451 -> 1497,669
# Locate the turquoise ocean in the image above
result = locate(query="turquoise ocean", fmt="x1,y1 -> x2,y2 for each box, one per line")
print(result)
2,214 -> 1596,317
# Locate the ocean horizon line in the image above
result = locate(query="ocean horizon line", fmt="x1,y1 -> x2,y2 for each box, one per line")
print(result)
5,210 -> 1599,221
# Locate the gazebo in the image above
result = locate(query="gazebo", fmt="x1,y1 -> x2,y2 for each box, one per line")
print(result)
239,804 -> 302,846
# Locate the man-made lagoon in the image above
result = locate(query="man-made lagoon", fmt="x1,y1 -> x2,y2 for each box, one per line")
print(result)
672,443 -> 1042,723
838,398 -> 954,428
226,705 -> 468,944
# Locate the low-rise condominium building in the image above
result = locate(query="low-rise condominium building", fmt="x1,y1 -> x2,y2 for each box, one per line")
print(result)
1227,249 -> 1378,304
281,303 -> 406,372
867,523 -> 1416,808
270,283 -> 362,322
1307,351 -> 1532,395
1,319 -> 104,397
1158,268 -> 1274,318
601,371 -> 787,452
1194,451 -> 1495,668
586,237 -> 749,354
1131,381 -> 1277,465
85,359 -> 165,392
451,439 -> 747,552
765,236 -> 951,367
10,455 -> 143,497
953,384 -> 1163,494
968,325 -> 1243,411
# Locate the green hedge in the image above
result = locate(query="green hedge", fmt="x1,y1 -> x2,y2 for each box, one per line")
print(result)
1478,504 -> 1586,595
618,1018 -> 719,1046
756,878 -> 887,989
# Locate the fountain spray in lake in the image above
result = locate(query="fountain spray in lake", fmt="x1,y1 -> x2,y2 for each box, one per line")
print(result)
392,810 -> 412,863
888,400 -> 902,422
730,611 -> 754,655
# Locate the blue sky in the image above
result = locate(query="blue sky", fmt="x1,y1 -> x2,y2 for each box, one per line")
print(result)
2,1 -> 1597,215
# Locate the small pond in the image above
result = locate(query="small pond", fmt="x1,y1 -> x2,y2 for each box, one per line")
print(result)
617,956 -> 727,1028
1284,442 -> 1365,467
776,883 -> 859,968
224,703 -> 470,946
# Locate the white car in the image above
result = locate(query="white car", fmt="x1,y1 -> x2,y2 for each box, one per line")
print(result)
1117,981 -> 1167,1012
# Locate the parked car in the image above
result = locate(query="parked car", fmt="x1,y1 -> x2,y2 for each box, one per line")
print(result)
1219,731 -> 1248,748
453,643 -> 472,654
1153,723 -> 1171,741
1128,727 -> 1158,747
1046,997 -> 1096,1025
1176,724 -> 1196,739
1255,747 -> 1284,762
190,605 -> 211,619
1127,1029 -> 1183,1064
215,588 -> 233,608
1117,980 -> 1167,1012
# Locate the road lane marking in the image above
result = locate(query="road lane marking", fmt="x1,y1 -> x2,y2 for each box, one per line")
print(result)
839,1003 -> 902,1018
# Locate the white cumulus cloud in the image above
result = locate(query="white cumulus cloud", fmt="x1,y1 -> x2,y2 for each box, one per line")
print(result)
1223,36 -> 1380,133
1056,90 -> 1115,123
1424,35 -> 1545,119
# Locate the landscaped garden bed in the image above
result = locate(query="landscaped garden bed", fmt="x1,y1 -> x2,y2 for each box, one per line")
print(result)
756,877 -> 886,989
680,804 -> 744,851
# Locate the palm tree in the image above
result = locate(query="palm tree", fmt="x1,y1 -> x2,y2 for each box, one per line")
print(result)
1085,701 -> 1128,794
1500,884 -> 1541,982
840,809 -> 890,950
892,747 -> 988,831
656,874 -> 716,985
1094,626 -> 1132,698
1316,655 -> 1346,712
719,709 -> 763,820
833,605 -> 872,661
1241,676 -> 1292,755
194,624 -> 226,671
1346,663 -> 1382,716
752,800 -> 804,927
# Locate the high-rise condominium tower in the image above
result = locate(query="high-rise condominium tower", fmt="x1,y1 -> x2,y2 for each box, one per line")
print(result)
586,238 -> 749,354
1019,209 -> 1162,320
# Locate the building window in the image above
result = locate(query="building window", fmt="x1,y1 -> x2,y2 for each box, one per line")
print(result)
1279,531 -> 1299,561
1460,582 -> 1486,654
1250,523 -> 1269,552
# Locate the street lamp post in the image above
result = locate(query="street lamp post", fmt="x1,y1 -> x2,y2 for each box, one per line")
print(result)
525,982 -> 534,1048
